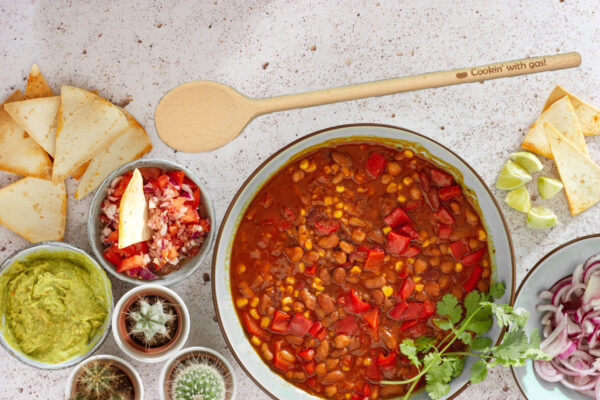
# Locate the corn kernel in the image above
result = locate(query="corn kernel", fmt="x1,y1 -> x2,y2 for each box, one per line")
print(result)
333,210 -> 343,219
382,226 -> 392,235
455,262 -> 463,272
345,394 -> 352,400
303,310 -> 311,318
313,277 -> 323,285
312,284 -> 325,291
386,183 -> 398,194
332,164 -> 340,173
304,239 -> 313,250
397,194 -> 407,203
298,262 -> 306,273
307,161 -> 317,172
413,276 -> 422,283
415,283 -> 425,292
250,308 -> 260,320
335,202 -> 344,209
282,305 -> 291,312
324,165 -> 331,174
382,286 -> 393,297
318,250 -> 325,257
482,259 -> 489,268
285,276 -> 296,285
250,297 -> 259,307
477,229 -> 487,241
299,159 -> 309,170
286,285 -> 294,295
422,239 -> 430,248
407,257 -> 415,264
336,185 -> 345,193
404,149 -> 414,158
300,208 -> 306,216
250,336 -> 261,346
282,296 -> 293,305
324,196 -> 333,205
357,186 -> 367,193
260,317 -> 270,329
342,365 -> 350,371
395,261 -> 404,271
293,290 -> 299,297
238,264 -> 246,274
236,298 -> 249,308
350,266 -> 362,275
403,177 -> 413,185
363,358 -> 372,366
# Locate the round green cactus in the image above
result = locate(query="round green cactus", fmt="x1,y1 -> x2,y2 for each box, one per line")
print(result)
171,362 -> 225,400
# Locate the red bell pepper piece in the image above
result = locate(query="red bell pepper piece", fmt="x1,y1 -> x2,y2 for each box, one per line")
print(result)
422,300 -> 435,317
377,351 -> 397,368
347,289 -> 371,313
401,302 -> 424,320
308,321 -> 328,340
405,199 -> 422,211
298,348 -> 315,361
464,265 -> 483,292
117,254 -> 144,272
449,241 -> 467,260
364,248 -> 385,272
364,357 -> 382,381
438,225 -> 453,240
156,174 -> 171,189
388,301 -> 408,320
363,383 -> 372,397
366,152 -> 387,178
334,315 -> 359,335
439,185 -> 461,201
434,207 -> 455,225
399,278 -> 416,300
105,230 -> 119,245
407,322 -> 427,338
399,319 -> 419,332
398,224 -> 419,239
362,307 -> 379,331
386,231 -> 411,255
303,359 -> 316,375
270,310 -> 292,333
242,312 -> 271,340
430,168 -> 453,187
272,341 -> 294,371
384,207 -> 410,228
401,245 -> 421,257
314,220 -> 339,235
288,313 -> 313,337
426,188 -> 440,211
181,208 -> 200,224
182,177 -> 201,208
305,264 -> 317,276
167,170 -> 185,185
112,172 -> 133,199
462,248 -> 485,266
103,245 -> 123,267
419,170 -> 431,192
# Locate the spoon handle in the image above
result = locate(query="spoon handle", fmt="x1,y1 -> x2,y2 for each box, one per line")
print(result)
254,52 -> 581,114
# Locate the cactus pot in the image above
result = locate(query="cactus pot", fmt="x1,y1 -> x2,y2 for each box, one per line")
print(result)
160,347 -> 236,400
113,285 -> 190,363
66,354 -> 143,400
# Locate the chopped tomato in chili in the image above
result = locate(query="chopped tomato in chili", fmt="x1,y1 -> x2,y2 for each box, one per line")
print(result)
230,143 -> 491,399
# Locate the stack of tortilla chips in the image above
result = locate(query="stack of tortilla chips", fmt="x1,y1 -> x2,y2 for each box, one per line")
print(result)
0,65 -> 152,242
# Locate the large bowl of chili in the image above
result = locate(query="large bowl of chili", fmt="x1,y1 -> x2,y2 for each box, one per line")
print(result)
213,124 -> 515,400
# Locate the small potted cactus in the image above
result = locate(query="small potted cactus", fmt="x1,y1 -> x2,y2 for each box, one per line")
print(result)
160,347 -> 236,400
66,355 -> 143,400
112,284 -> 190,363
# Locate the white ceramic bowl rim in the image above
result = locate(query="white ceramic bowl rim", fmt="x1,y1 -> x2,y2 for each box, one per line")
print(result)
65,354 -> 144,400
0,241 -> 114,370
112,284 -> 191,363
211,124 -> 516,400
87,158 -> 217,286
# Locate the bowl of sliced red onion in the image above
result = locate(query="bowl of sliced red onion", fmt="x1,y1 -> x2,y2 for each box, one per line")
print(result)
511,234 -> 600,400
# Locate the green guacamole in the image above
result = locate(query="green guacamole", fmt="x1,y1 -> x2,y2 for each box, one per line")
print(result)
0,250 -> 111,364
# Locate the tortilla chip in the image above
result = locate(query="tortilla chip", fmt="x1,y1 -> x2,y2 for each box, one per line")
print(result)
118,168 -> 151,249
75,110 -> 152,199
543,85 -> 600,136
4,96 -> 60,156
0,177 -> 66,242
544,123 -> 600,216
52,86 -> 128,184
0,90 -> 52,178
71,161 -> 89,180
24,64 -> 54,99
522,96 -> 588,159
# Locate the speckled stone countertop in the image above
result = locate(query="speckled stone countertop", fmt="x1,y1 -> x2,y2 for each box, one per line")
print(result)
1,1 -> 599,399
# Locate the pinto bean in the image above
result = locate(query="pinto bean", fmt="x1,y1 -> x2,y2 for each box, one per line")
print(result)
441,259 -> 454,273
465,209 -> 479,224
279,349 -> 295,363
325,358 -> 339,370
380,327 -> 398,350
331,151 -> 353,167
324,385 -> 338,398
318,293 -> 336,313
322,311 -> 339,327
387,161 -> 401,176
349,337 -> 361,351
333,334 -> 350,349
414,257 -> 428,274
322,371 -> 344,384
300,288 -> 317,310
367,229 -> 385,245
351,228 -> 366,242
286,335 -> 304,346
330,348 -> 348,358
348,217 -> 366,227
333,267 -> 346,284
319,268 -> 332,285
333,251 -> 347,265
365,275 -> 386,289
316,362 -> 327,376
318,234 -> 340,249
284,246 -> 304,262
316,340 -> 330,361
292,169 -> 305,182
260,343 -> 273,361
258,294 -> 272,315
425,281 -> 440,297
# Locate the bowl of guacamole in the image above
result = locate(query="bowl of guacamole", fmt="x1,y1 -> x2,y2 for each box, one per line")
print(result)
0,242 -> 113,369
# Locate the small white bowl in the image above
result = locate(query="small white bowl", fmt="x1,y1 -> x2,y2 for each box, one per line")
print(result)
112,284 -> 190,363
65,354 -> 144,400
159,346 -> 236,400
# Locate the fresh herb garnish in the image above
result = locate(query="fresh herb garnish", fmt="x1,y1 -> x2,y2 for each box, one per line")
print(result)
381,282 -> 550,400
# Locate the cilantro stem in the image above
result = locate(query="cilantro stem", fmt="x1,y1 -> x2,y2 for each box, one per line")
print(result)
443,351 -> 492,359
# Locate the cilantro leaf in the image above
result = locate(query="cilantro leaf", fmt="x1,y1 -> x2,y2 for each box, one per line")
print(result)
399,339 -> 421,367
457,331 -> 473,345
489,282 -> 505,299
483,303 -> 528,330
424,353 -> 452,400
437,293 -> 462,324
463,306 -> 493,335
523,329 -> 552,360
464,290 -> 484,318
490,329 -> 531,366
471,336 -> 493,351
415,336 -> 436,353
470,359 -> 488,384
434,318 -> 454,331
444,355 -> 464,378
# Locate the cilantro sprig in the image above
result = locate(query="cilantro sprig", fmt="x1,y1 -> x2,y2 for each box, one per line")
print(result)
381,282 -> 550,400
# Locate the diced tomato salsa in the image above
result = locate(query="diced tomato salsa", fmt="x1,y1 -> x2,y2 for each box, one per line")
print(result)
100,167 -> 210,280
230,143 -> 491,399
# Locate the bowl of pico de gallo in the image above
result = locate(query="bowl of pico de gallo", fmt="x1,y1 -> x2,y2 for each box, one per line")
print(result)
88,159 -> 215,286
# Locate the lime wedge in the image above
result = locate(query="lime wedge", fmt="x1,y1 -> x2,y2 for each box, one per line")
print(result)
509,151 -> 543,174
527,206 -> 558,229
505,187 -> 531,213
496,160 -> 532,190
538,177 -> 564,199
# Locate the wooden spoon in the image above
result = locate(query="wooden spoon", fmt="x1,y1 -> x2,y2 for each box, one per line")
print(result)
154,52 -> 580,153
